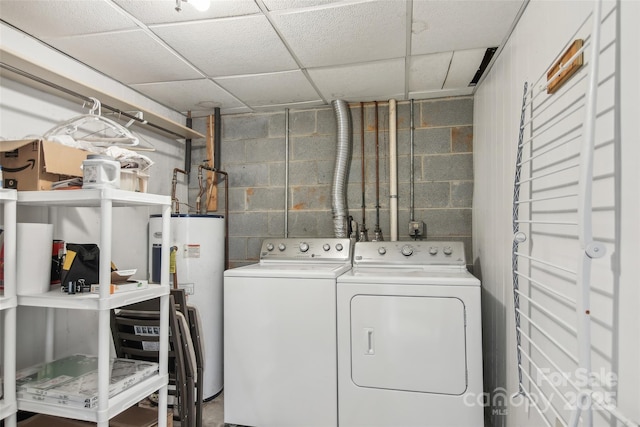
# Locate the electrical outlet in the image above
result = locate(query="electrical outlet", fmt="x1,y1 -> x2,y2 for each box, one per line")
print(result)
408,220 -> 425,238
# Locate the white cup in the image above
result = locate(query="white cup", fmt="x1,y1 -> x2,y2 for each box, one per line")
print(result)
17,223 -> 53,295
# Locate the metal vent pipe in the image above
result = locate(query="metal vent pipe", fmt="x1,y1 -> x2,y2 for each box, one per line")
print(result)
331,100 -> 353,238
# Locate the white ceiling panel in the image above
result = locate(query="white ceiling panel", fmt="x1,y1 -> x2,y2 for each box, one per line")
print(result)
261,0 -> 343,12
409,51 -> 452,93
131,79 -> 247,114
252,99 -> 326,111
42,30 -> 203,84
151,15 -> 298,76
0,0 -> 136,37
308,59 -> 405,102
409,87 -> 474,100
113,0 -> 260,25
270,0 -> 407,68
412,0 -> 523,55
215,70 -> 320,107
443,48 -> 487,89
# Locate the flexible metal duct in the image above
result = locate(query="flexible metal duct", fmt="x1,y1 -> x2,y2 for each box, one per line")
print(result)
331,99 -> 353,237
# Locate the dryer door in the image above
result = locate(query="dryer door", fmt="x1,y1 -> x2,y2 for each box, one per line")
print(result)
350,295 -> 467,395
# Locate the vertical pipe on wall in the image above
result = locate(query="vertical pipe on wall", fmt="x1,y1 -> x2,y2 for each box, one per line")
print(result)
372,101 -> 383,241
360,102 -> 366,228
185,112 -> 192,176
284,108 -> 290,238
331,100 -> 353,238
410,99 -> 415,222
389,99 -> 398,241
214,107 -> 221,170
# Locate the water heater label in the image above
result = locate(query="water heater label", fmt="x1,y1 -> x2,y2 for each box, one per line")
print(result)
184,244 -> 200,258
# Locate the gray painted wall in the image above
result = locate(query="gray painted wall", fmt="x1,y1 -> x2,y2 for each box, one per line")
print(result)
191,97 -> 474,268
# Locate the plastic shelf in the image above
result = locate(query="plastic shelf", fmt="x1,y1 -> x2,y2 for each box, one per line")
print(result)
17,188 -> 170,207
18,285 -> 169,311
17,373 -> 169,423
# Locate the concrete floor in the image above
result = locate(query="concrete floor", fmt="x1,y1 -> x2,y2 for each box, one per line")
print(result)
201,392 -> 225,426
174,391 -> 225,427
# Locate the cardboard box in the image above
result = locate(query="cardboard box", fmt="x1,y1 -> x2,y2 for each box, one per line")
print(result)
0,139 -> 89,191
18,406 -> 173,427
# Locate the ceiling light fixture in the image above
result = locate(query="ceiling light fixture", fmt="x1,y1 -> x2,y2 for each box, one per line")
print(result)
175,0 -> 211,12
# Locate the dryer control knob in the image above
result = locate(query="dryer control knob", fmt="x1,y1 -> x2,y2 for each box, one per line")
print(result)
378,247 -> 387,255
278,243 -> 286,251
429,247 -> 438,255
266,243 -> 275,251
401,245 -> 414,256
323,244 -> 331,251
299,242 -> 309,252
336,243 -> 344,251
443,246 -> 453,256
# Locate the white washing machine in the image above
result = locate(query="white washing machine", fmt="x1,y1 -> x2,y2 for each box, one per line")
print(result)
337,241 -> 483,427
223,238 -> 352,427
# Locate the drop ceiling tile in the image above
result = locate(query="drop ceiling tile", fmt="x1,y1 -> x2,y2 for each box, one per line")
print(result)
412,0 -> 523,55
151,16 -> 298,76
270,0 -> 407,68
443,48 -> 487,89
409,51 -> 452,93
0,0 -> 137,37
262,0 -> 342,12
131,79 -> 246,114
308,59 -> 405,102
42,30 -> 202,84
409,87 -> 474,100
113,0 -> 260,25
214,70 -> 320,107
252,100 -> 326,112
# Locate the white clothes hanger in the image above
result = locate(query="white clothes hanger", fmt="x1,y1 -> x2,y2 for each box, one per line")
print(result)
43,97 -> 139,146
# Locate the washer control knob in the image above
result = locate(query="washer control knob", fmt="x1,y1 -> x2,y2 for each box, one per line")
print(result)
401,245 -> 414,257
443,246 -> 453,256
323,244 -> 331,251
266,243 -> 274,251
299,242 -> 309,252
378,247 -> 387,255
429,247 -> 438,255
278,243 -> 286,251
336,243 -> 344,252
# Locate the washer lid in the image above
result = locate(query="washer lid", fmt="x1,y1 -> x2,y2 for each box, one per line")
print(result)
224,262 -> 352,279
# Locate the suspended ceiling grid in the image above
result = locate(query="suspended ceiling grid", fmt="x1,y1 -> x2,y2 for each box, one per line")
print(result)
0,0 -> 525,116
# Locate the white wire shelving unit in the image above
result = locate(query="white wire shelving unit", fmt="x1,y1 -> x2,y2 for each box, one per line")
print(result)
0,189 -> 18,427
15,188 -> 171,427
510,1 -> 637,426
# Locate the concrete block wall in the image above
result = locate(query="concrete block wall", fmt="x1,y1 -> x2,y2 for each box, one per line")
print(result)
192,97 -> 473,268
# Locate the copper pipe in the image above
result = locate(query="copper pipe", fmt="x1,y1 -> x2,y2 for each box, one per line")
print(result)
171,168 -> 188,214
374,101 -> 381,232
199,165 -> 230,271
196,164 -> 207,213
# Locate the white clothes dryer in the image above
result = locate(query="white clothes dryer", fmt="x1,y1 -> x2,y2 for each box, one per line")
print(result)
337,241 -> 483,427
224,238 -> 352,427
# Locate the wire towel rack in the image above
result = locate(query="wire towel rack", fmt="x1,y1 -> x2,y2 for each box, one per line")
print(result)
510,0 -> 637,426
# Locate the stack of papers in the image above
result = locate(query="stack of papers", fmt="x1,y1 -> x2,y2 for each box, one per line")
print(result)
16,354 -> 158,408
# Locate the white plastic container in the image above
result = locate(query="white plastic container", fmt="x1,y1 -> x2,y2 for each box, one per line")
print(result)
82,154 -> 120,189
17,223 -> 53,295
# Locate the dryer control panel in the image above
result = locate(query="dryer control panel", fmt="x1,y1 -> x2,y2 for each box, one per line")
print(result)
353,241 -> 466,267
260,238 -> 352,262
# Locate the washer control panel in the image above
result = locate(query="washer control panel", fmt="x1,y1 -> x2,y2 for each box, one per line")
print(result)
353,241 -> 466,266
261,238 -> 351,262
